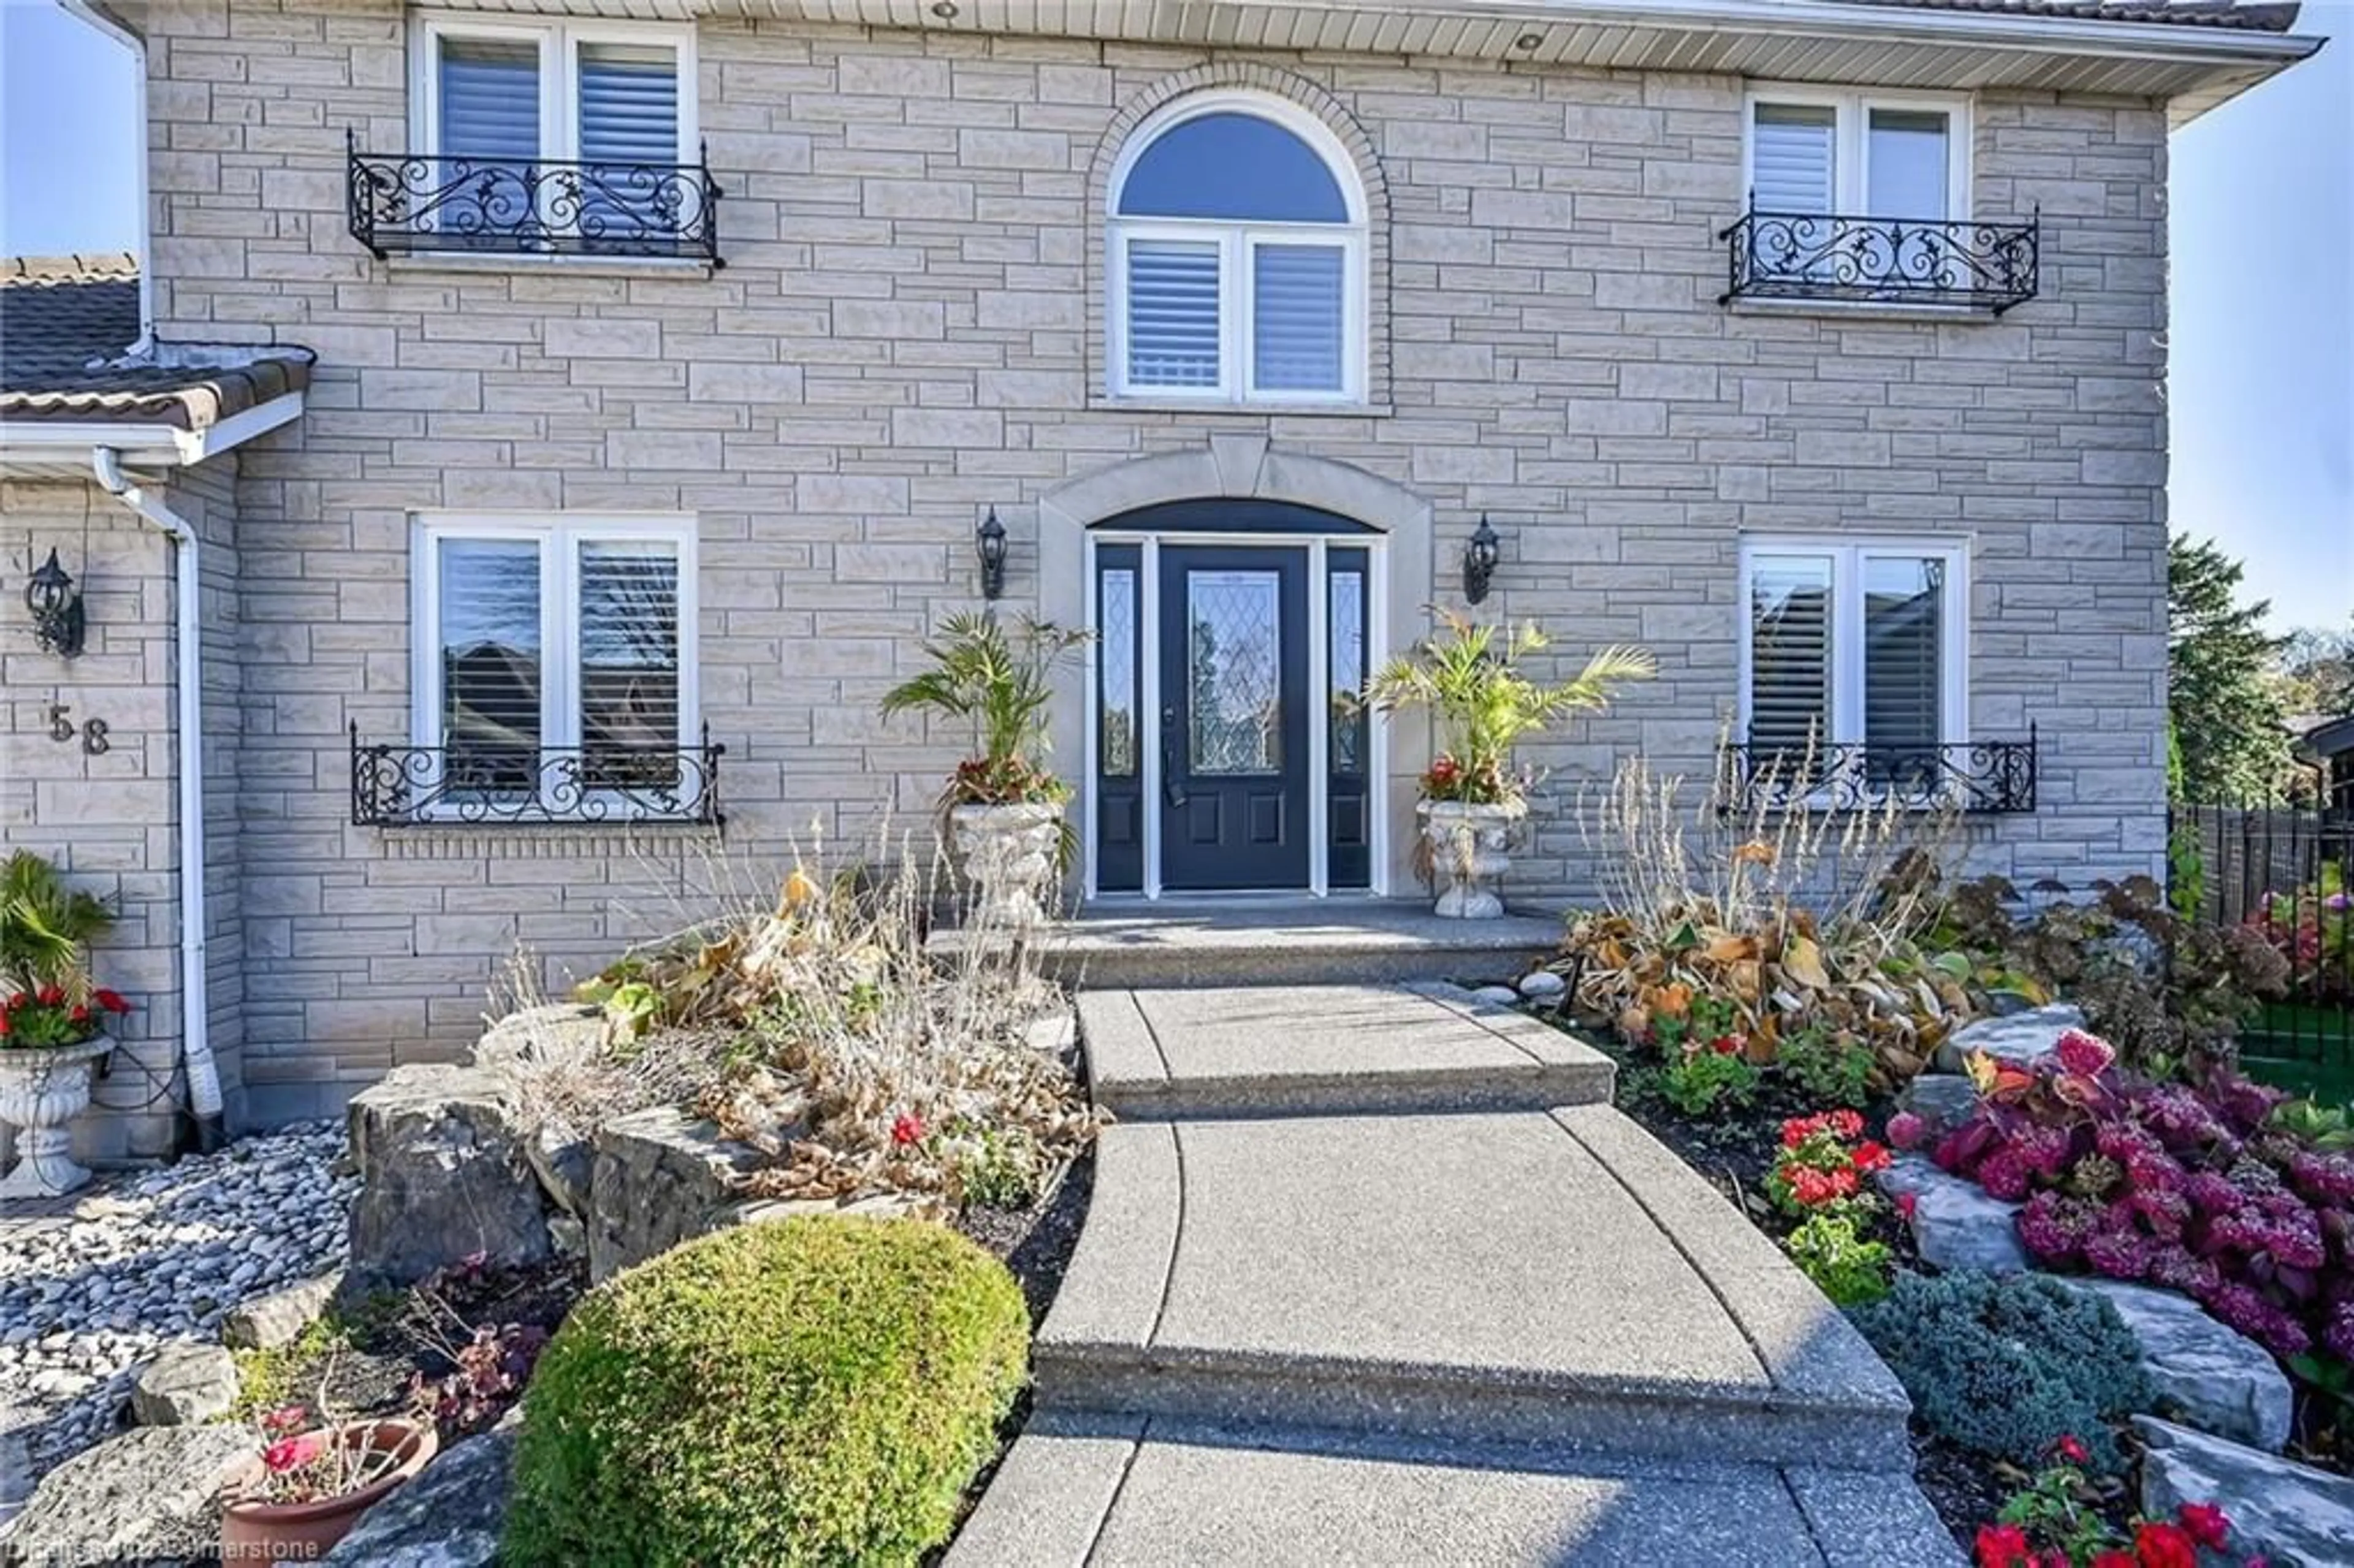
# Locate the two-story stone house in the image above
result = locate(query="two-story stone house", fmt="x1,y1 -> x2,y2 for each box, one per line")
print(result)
0,0 -> 2319,1159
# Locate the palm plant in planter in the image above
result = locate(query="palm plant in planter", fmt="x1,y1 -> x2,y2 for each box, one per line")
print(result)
1366,611 -> 1653,918
882,613 -> 1092,924
0,850 -> 131,1195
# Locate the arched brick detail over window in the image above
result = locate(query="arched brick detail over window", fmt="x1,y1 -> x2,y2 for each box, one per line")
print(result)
1087,65 -> 1392,411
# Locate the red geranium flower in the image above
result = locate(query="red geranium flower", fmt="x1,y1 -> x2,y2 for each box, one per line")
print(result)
1853,1140 -> 1891,1174
1709,1034 -> 1745,1057
891,1112 -> 926,1148
1975,1523 -> 2035,1568
1828,1108 -> 1864,1139
2174,1502 -> 2230,1550
2133,1521 -> 2198,1568
2090,1553 -> 2137,1568
1895,1191 -> 1918,1221
36,985 -> 63,1007
2053,1433 -> 2090,1466
6,991 -> 25,1010
262,1433 -> 326,1474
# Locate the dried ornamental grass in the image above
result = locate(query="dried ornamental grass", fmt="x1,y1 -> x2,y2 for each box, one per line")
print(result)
1564,749 -> 1973,1090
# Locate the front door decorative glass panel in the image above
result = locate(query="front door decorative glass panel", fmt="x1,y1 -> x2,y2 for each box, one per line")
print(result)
1186,569 -> 1283,775
1094,546 -> 1145,891
1158,546 -> 1309,890
1327,549 -> 1371,888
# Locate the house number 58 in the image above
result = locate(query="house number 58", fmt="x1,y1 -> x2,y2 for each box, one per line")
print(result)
45,703 -> 110,756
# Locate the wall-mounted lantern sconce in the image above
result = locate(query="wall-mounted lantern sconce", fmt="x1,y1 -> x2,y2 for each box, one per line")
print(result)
1463,515 -> 1501,606
25,547 -> 86,658
976,507 -> 1008,601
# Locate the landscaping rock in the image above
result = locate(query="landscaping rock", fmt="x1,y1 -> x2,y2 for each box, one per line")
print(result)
221,1269 -> 341,1351
129,1342 -> 240,1428
0,1122 -> 350,1483
469,1003 -> 607,1072
2052,1279 -> 2293,1452
1894,1073 -> 1980,1141
523,1124 -> 593,1220
587,1106 -> 768,1283
346,1065 -> 554,1290
1468,985 -> 1521,1007
1024,1008 -> 1078,1056
1878,1155 -> 2027,1273
1933,1004 -> 2085,1074
322,1409 -> 520,1567
2135,1416 -> 2354,1568
1,1424 -> 249,1566
1517,970 -> 1567,1002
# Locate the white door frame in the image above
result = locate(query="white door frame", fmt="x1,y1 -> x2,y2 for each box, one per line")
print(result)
1083,528 -> 1390,900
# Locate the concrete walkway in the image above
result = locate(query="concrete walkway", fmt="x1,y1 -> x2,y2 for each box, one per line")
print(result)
953,983 -> 1964,1567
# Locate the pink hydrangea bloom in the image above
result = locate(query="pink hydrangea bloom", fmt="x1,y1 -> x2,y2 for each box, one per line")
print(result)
2052,1027 -> 2116,1079
1885,1110 -> 1927,1151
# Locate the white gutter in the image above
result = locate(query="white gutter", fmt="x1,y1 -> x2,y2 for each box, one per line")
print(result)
0,394 -> 305,468
91,445 -> 224,1150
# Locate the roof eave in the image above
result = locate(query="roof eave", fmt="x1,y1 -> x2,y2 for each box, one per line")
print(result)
0,389 -> 305,472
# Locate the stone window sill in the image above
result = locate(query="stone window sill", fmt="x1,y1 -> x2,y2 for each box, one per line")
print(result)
384,253 -> 717,283
1727,298 -> 2012,327
1091,395 -> 1393,419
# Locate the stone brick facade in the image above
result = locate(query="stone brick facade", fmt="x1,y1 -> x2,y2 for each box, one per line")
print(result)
49,1 -> 2174,1127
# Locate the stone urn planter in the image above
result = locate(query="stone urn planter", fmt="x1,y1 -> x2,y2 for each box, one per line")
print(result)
1417,800 -> 1525,920
219,1419 -> 438,1561
950,801 -> 1064,925
0,1036 -> 113,1198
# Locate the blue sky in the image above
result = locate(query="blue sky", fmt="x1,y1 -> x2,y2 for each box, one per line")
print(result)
2,0 -> 2348,632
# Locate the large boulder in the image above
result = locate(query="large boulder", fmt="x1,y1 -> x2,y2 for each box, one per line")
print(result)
2052,1279 -> 2293,1452
129,1342 -> 241,1428
1934,1004 -> 2086,1075
346,1065 -> 554,1290
585,1107 -> 768,1284
469,1003 -> 608,1073
2136,1416 -> 2354,1568
1,1425 -> 250,1567
1878,1155 -> 2027,1273
322,1410 -> 520,1567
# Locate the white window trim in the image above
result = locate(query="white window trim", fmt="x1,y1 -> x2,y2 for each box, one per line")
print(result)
409,13 -> 700,166
410,512 -> 701,820
1735,535 -> 1970,753
1106,90 -> 1368,406
1742,86 -> 1972,221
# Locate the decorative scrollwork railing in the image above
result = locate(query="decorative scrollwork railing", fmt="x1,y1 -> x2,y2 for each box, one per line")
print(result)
351,724 -> 726,828
1718,208 -> 2038,314
346,131 -> 723,264
1720,730 -> 2038,815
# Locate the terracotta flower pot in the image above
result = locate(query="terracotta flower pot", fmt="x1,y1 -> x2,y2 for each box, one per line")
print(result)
0,1035 -> 112,1198
219,1420 -> 439,1562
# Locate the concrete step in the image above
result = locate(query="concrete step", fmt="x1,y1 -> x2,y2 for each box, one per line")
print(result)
1036,900 -> 1563,989
1081,982 -> 1615,1119
1033,1105 -> 1914,1475
948,1414 -> 1964,1567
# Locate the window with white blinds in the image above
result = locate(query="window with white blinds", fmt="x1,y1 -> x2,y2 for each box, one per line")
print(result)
1741,539 -> 1965,766
417,517 -> 698,802
416,19 -> 691,169
1745,92 -> 1966,221
1109,93 -> 1365,403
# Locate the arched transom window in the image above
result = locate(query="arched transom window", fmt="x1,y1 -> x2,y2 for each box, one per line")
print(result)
1108,94 -> 1367,403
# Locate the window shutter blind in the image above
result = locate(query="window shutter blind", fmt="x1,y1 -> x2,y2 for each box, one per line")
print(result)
440,538 -> 544,791
1126,240 -> 1221,389
578,542 -> 682,787
1748,555 -> 1835,765
1751,103 -> 1835,213
1862,557 -> 1944,752
1866,108 -> 1951,221
577,44 -> 679,166
1252,243 -> 1345,393
438,38 -> 541,163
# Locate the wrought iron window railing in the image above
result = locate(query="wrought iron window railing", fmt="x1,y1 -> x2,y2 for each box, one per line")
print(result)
1720,731 -> 2038,815
1718,208 -> 2038,314
351,724 -> 725,828
346,132 -> 723,264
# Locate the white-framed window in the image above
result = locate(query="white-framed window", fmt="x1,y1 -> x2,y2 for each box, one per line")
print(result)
411,514 -> 699,817
1743,89 -> 1970,221
1107,91 -> 1367,404
411,15 -> 698,170
1739,537 -> 1969,771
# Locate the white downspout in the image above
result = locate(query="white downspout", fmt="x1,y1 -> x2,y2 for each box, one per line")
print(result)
91,446 -> 224,1149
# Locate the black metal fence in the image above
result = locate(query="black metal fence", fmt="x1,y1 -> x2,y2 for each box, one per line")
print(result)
2173,801 -> 2354,1079
1717,207 -> 2040,314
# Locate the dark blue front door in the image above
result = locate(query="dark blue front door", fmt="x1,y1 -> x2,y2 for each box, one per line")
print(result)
1158,545 -> 1311,890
